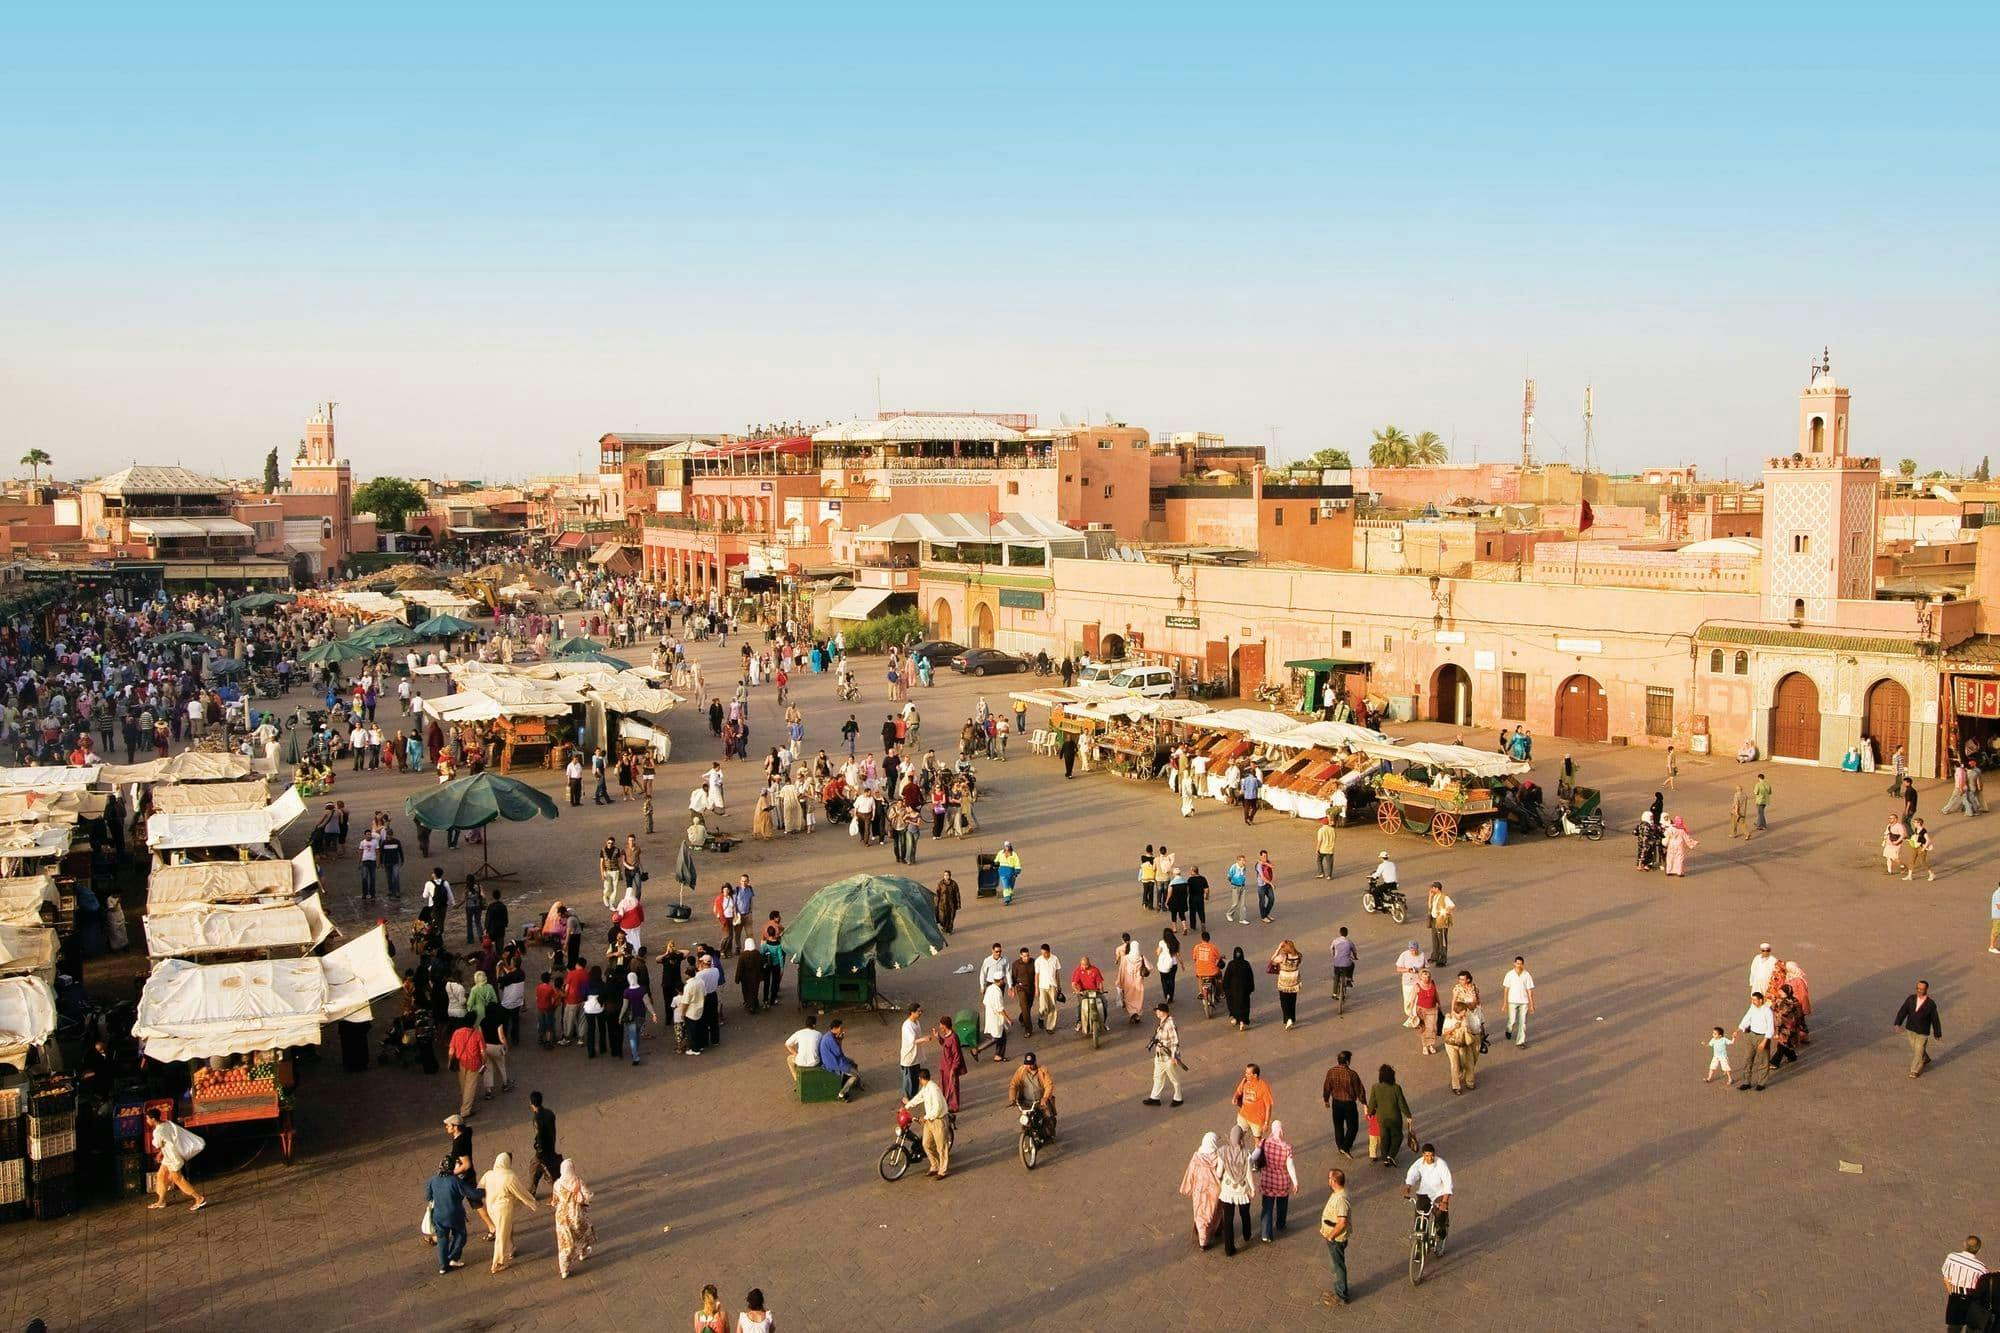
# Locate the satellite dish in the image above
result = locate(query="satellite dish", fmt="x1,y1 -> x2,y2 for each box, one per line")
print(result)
1059,414 -> 1073,427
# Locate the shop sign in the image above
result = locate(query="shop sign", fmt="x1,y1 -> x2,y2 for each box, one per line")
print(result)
1166,614 -> 1200,629
998,588 -> 1044,610
1953,676 -> 2000,719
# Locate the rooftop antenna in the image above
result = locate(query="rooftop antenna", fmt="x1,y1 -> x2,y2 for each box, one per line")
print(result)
1582,384 -> 1594,475
1520,378 -> 1536,468
1266,424 -> 1282,459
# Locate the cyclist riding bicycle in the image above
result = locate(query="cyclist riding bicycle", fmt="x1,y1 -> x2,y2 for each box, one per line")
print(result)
1069,957 -> 1106,1034
1191,931 -> 1224,1003
1007,1052 -> 1057,1139
1400,1143 -> 1454,1243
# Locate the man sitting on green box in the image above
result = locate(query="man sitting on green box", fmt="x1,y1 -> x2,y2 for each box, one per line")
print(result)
817,1018 -> 862,1101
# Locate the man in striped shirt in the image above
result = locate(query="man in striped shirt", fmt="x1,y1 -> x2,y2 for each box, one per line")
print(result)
1943,1237 -> 1987,1332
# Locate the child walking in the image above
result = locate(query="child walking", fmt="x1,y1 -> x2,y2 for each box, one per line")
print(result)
1704,1026 -> 1733,1083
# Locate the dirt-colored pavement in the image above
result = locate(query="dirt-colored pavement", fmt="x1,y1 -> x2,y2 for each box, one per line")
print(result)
7,632 -> 1997,1331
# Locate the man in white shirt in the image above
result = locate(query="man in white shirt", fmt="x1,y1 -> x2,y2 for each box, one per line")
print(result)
186,695 -> 205,739
1987,887 -> 2000,954
785,1014 -> 821,1081
1501,957 -> 1536,1048
1369,850 -> 1399,914
1748,942 -> 1778,995
1400,1145 -> 1454,1242
1395,941 -> 1428,1028
421,869 -> 453,930
898,1003 -> 929,1098
1033,944 -> 1064,1033
680,968 -> 708,1054
904,1067 -> 952,1178
1736,991 -> 1776,1090
978,943 -> 1009,998
1942,1236 -> 1987,1331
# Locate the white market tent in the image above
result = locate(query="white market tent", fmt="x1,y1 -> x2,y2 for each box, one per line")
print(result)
0,766 -> 98,792
145,851 -> 317,908
132,926 -> 400,1063
102,752 -> 257,786
146,785 -> 307,853
144,896 -> 338,959
0,975 -> 56,1066
150,779 -> 272,814
1356,741 -> 1529,778
1266,720 -> 1393,750
0,875 -> 59,927
0,923 -> 57,979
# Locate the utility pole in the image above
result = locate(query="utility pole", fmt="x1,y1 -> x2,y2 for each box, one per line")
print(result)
1582,384 -> 1594,475
1520,379 -> 1536,469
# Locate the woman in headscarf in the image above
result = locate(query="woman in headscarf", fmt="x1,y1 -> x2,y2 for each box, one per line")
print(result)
552,1159 -> 594,1278
613,889 -> 644,953
1634,810 -> 1662,870
1221,947 -> 1255,1031
1367,1063 -> 1413,1168
1662,814 -> 1699,877
980,978 -> 1010,1062
465,970 -> 496,1031
932,1012 -> 966,1112
1269,939 -> 1303,1029
1414,968 -> 1441,1055
1178,1132 -> 1224,1250
619,970 -> 656,1064
1155,928 -> 1181,1007
1214,1125 -> 1257,1256
752,787 -> 776,840
1255,1120 -> 1298,1241
779,773 -> 804,834
478,1151 -> 538,1272
1114,932 -> 1148,1024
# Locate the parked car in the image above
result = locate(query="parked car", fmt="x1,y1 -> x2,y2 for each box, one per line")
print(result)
1109,665 -> 1177,698
1078,659 -> 1140,684
952,648 -> 1029,677
908,640 -> 966,667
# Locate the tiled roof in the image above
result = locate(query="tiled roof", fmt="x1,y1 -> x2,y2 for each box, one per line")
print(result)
1943,635 -> 2000,665
1699,625 -> 1926,657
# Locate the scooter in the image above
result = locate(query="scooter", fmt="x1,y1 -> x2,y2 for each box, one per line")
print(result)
1360,870 -> 1409,924
1018,1103 -> 1056,1169
836,677 -> 859,702
880,1106 -> 954,1182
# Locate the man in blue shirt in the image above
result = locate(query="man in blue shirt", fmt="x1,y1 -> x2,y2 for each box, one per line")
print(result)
1240,765 -> 1261,824
817,1018 -> 861,1101
425,1154 -> 485,1273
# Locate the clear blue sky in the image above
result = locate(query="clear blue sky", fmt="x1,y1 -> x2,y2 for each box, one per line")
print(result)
2,1 -> 1994,481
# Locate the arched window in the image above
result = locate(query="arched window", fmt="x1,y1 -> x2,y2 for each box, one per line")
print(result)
1709,649 -> 1723,673
1734,651 -> 1749,675
1791,598 -> 1805,623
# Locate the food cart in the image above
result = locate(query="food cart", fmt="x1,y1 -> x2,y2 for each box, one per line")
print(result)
1255,719 -> 1393,824
1362,743 -> 1531,847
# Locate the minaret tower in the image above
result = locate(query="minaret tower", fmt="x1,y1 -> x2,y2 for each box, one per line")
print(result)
1760,350 -> 1877,625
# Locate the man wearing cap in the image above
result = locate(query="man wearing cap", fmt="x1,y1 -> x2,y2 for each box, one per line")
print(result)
1748,943 -> 1778,996
1007,1051 -> 1057,1139
1369,851 -> 1398,914
1395,940 -> 1428,1028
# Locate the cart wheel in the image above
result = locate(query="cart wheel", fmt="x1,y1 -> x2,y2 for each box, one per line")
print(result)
1466,819 -> 1493,845
1377,802 -> 1404,835
1430,812 -> 1459,847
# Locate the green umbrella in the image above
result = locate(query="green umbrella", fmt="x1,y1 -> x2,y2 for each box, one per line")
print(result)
789,874 -> 947,979
299,637 -> 374,667
555,647 -> 632,669
403,771 -> 559,881
345,620 -> 416,649
548,635 -> 599,656
278,726 -> 307,766
154,631 -> 219,649
229,592 -> 294,612
412,613 -> 480,639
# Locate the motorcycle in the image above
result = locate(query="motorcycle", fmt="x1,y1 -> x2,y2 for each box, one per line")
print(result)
1018,1103 -> 1055,1169
880,1107 -> 954,1182
1544,805 -> 1605,840
1360,870 -> 1409,924
1033,654 -> 1054,677
836,677 -> 858,702
1253,682 -> 1286,705
1077,990 -> 1105,1049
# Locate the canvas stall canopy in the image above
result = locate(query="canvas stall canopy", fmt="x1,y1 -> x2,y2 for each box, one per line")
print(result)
0,791 -> 103,823
0,766 -> 99,792
1355,740 -> 1530,778
0,875 -> 58,927
150,779 -> 272,814
133,927 -> 398,1062
144,895 -> 337,959
147,785 -> 307,852
0,923 -> 57,979
100,752 -> 257,786
145,850 -> 317,908
0,975 -> 55,1065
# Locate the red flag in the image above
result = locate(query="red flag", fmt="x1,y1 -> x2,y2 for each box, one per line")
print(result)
1578,499 -> 1595,533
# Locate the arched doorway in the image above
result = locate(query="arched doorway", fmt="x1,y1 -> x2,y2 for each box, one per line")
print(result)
972,603 -> 995,650
931,598 -> 953,643
1431,664 -> 1471,725
1099,632 -> 1127,660
1864,679 -> 1910,763
1554,674 -> 1608,742
1770,672 -> 1822,760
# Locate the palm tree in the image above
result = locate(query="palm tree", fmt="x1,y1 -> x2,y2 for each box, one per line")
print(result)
1369,426 -> 1413,466
1410,431 -> 1447,465
19,449 -> 50,484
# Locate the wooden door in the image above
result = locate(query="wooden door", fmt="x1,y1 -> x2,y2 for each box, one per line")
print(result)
1770,672 -> 1821,760
1205,640 -> 1231,691
1555,674 -> 1608,742
1234,642 -> 1266,699
1864,679 -> 1909,762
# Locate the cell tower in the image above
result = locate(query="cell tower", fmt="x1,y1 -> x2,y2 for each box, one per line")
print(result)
1582,384 -> 1594,475
1520,378 -> 1536,468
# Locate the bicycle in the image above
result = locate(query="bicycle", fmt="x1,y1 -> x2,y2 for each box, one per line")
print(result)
1408,1198 -> 1445,1285
1197,973 -> 1221,1020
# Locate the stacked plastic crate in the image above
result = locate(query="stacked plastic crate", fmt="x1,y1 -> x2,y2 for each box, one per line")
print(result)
0,1071 -> 25,1223
26,1073 -> 76,1221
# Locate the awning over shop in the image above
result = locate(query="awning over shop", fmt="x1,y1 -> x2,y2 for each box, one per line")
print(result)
132,926 -> 400,1062
146,786 -> 307,852
828,587 -> 896,621
1284,658 -> 1374,673
145,853 -> 316,908
149,779 -> 272,814
0,766 -> 99,792
144,896 -> 338,959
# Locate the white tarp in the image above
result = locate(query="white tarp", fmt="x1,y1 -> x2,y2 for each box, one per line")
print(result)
0,924 -> 57,977
426,692 -> 506,722
147,785 -> 306,851
1265,720 -> 1392,751
143,895 -> 337,958
1185,708 -> 1303,738
146,860 -> 298,907
150,779 -> 272,814
134,927 -> 401,1061
1357,740 -> 1530,778
101,753 -> 259,786
0,875 -> 58,926
0,825 -> 71,860
0,765 -> 99,792
0,791 -> 99,822
618,716 -> 672,760
0,976 -> 56,1059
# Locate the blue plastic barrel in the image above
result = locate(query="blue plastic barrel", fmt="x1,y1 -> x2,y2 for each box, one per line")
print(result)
1490,818 -> 1510,846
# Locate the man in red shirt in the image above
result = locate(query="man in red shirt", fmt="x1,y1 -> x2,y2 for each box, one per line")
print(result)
1070,956 -> 1106,1035
447,1022 -> 485,1119
562,961 -> 588,1045
534,971 -> 560,1048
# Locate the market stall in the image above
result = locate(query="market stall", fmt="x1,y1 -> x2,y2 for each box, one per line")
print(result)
145,786 -> 307,866
1360,742 -> 1530,847
1256,719 -> 1394,822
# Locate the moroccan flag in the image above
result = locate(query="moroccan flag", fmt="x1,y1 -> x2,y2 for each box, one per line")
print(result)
1578,499 -> 1595,533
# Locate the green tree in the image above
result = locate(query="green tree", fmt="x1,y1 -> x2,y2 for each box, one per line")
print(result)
1299,447 -> 1352,470
18,448 -> 51,483
263,447 -> 280,493
1411,430 -> 1447,464
1977,456 -> 1991,483
1369,426 -> 1413,466
1897,458 -> 1917,477
352,476 -> 427,531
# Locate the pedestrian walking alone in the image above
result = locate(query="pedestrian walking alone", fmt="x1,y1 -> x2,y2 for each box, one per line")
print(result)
1893,979 -> 1943,1079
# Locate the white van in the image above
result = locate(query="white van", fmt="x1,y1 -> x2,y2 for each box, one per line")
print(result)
1109,665 -> 1177,698
1079,659 -> 1138,684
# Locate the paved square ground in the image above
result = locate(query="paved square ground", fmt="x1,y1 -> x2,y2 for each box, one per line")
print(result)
9,634 -> 1997,1331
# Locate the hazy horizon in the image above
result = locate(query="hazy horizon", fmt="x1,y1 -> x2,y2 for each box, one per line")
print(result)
3,3 -> 1994,484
